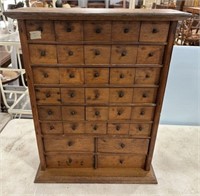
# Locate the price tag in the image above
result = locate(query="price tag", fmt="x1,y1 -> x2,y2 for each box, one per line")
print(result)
29,31 -> 42,40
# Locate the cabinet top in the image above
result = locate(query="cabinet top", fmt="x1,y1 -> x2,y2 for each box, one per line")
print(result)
4,8 -> 191,21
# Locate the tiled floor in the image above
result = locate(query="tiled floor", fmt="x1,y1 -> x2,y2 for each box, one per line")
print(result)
0,113 -> 11,132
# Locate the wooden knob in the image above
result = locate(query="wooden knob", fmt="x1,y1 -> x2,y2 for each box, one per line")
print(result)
124,28 -> 129,33
71,111 -> 76,115
95,28 -> 101,34
116,125 -> 121,131
121,51 -> 127,57
68,51 -> 73,56
49,125 -> 54,130
95,111 -> 100,116
140,110 -> 145,115
117,110 -> 122,115
119,73 -> 124,79
93,125 -> 98,131
152,28 -> 158,33
43,73 -> 49,78
48,110 -> 52,115
66,27 -> 72,32
120,143 -> 125,148
138,126 -> 143,131
46,92 -> 51,98
69,73 -> 75,78
67,141 -> 73,146
148,52 -> 154,57
69,92 -> 75,98
94,72 -> 99,77
95,50 -> 100,56
40,50 -> 46,57
95,92 -> 100,99
71,124 -> 76,131
119,159 -> 124,164
142,93 -> 147,98
145,74 -> 150,78
118,91 -> 124,98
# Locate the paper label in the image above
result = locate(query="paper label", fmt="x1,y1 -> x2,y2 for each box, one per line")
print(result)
29,31 -> 42,40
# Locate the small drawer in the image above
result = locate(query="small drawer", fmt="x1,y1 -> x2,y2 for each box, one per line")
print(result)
85,68 -> 109,84
35,88 -> 61,104
86,107 -> 108,120
133,88 -> 157,103
26,20 -> 55,41
131,106 -> 155,121
129,123 -> 152,137
38,106 -> 61,121
59,68 -> 84,84
44,137 -> 94,152
84,21 -> 111,41
107,123 -> 129,135
137,45 -> 164,64
109,88 -> 133,103
135,68 -> 160,85
29,44 -> 57,64
55,21 -> 83,41
63,122 -> 85,134
109,107 -> 131,120
40,122 -> 63,135
112,21 -> 140,42
111,45 -> 137,64
140,22 -> 170,43
110,68 -> 135,84
62,106 -> 84,121
32,67 -> 60,84
86,88 -> 109,104
61,88 -> 84,104
57,45 -> 84,64
97,138 -> 149,154
97,154 -> 146,168
84,45 -> 110,64
46,154 -> 93,168
85,123 -> 107,134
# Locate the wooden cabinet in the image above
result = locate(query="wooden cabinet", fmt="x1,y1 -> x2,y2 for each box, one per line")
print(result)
5,8 -> 189,184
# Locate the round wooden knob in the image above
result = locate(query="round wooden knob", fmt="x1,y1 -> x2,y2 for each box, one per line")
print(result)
140,110 -> 145,115
71,124 -> 76,131
70,92 -> 75,98
119,159 -> 124,164
43,73 -> 49,78
66,27 -> 72,32
93,125 -> 98,131
95,111 -> 100,116
120,143 -> 125,148
116,125 -> 121,131
124,28 -> 129,33
48,110 -> 52,115
121,51 -> 127,57
119,73 -> 124,79
95,28 -> 101,34
68,51 -> 73,56
67,141 -> 73,146
46,92 -> 51,98
142,93 -> 147,98
40,50 -> 46,57
148,52 -> 154,57
152,28 -> 158,33
138,126 -> 143,131
94,72 -> 99,77
69,73 -> 75,78
50,125 -> 54,130
95,50 -> 100,56
71,111 -> 76,115
117,110 -> 122,115
118,91 -> 124,98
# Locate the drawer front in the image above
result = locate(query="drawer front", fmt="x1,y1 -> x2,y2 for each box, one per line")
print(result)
40,122 -> 63,135
63,122 -> 85,134
62,106 -> 85,121
140,22 -> 170,43
107,123 -> 129,135
86,88 -> 109,104
129,123 -> 152,137
112,21 -> 140,42
98,154 -> 146,168
131,107 -> 155,121
84,21 -> 111,41
110,68 -> 135,84
32,67 -> 60,84
29,44 -> 57,64
97,138 -> 149,154
85,123 -> 107,134
26,20 -> 55,41
55,21 -> 83,41
109,88 -> 133,103
57,45 -> 84,64
109,107 -> 131,120
38,106 -> 61,121
137,46 -> 164,64
46,154 -> 93,168
61,88 -> 85,104
133,88 -> 157,103
44,137 -> 94,152
59,68 -> 84,84
35,88 -> 61,104
85,68 -> 109,84
86,107 -> 108,120
84,45 -> 110,64
111,45 -> 137,64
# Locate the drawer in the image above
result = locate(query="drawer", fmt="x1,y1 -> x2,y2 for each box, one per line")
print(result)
55,21 -> 83,41
57,45 -> 84,64
109,88 -> 133,103
97,154 -> 146,168
137,45 -> 164,64
86,88 -> 109,104
140,22 -> 170,43
97,138 -> 149,154
38,106 -> 61,121
110,68 -> 135,84
111,45 -> 137,64
112,21 -> 140,42
63,122 -> 85,134
61,88 -> 85,104
107,123 -> 129,135
85,68 -> 109,84
46,154 -> 93,168
40,122 -> 63,135
109,107 -> 131,120
59,68 -> 84,84
26,20 -> 55,41
135,68 -> 160,85
44,137 -> 94,152
131,106 -> 155,121
29,44 -> 57,64
86,107 -> 108,120
85,123 -> 107,134
84,45 -> 110,64
129,123 -> 152,137
35,88 -> 61,104
84,21 -> 111,41
62,106 -> 84,121
132,88 -> 157,103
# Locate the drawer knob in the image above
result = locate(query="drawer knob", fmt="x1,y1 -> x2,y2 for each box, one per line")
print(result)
120,143 -> 125,148
124,28 -> 129,33
118,91 -> 124,98
95,92 -> 100,99
148,52 -> 154,57
69,73 -> 75,78
142,93 -> 147,98
93,125 -> 98,131
46,92 -> 51,98
138,126 -> 143,131
95,50 -> 100,56
95,111 -> 100,116
140,110 -> 145,115
69,92 -> 75,98
116,125 -> 121,131
40,50 -> 46,57
121,51 -> 127,57
119,73 -> 124,79
117,110 -> 122,116
43,73 -> 49,78
95,28 -> 101,34
94,72 -> 99,77
66,27 -> 72,32
66,158 -> 72,165
50,125 -> 54,130
68,51 -> 74,56
71,124 -> 77,131
145,74 -> 150,78
71,111 -> 76,115
119,159 -> 124,164
67,141 -> 73,146
152,28 -> 159,34
48,110 -> 53,115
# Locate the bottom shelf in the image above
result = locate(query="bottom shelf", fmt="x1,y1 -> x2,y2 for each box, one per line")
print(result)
34,165 -> 157,184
